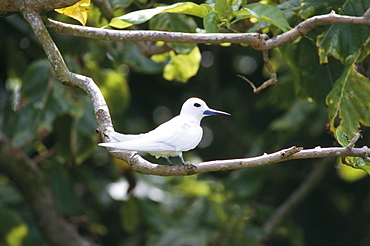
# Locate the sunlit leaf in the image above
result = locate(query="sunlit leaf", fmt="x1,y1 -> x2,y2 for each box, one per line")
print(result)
337,160 -> 368,182
163,47 -> 201,83
0,208 -> 28,246
6,223 -> 28,246
109,2 -> 209,29
55,0 -> 90,26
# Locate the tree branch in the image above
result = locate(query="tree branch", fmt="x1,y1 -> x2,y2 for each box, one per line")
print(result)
238,50 -> 278,93
0,132 -> 97,246
100,145 -> 370,176
45,10 -> 370,50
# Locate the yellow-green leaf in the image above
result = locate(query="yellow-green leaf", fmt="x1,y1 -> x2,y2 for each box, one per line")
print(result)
109,2 -> 209,29
337,159 -> 368,181
163,47 -> 201,83
55,0 -> 90,26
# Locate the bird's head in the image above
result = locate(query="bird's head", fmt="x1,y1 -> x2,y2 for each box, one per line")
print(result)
180,97 -> 230,120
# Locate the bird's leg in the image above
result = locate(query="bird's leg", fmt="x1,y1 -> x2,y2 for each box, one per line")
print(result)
166,157 -> 177,166
179,154 -> 186,165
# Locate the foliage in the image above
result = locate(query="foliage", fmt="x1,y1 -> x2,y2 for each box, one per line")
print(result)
0,0 -> 370,245
55,0 -> 91,26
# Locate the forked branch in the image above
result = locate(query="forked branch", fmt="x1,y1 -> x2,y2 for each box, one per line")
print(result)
238,50 -> 278,93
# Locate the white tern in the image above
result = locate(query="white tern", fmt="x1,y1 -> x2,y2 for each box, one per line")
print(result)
99,97 -> 230,165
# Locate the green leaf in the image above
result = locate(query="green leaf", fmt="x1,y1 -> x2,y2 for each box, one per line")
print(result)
342,157 -> 370,175
335,129 -> 350,147
0,208 -> 28,246
299,0 -> 345,19
214,0 -> 233,20
121,42 -> 166,74
11,59 -> 85,147
316,0 -> 370,64
279,38 -> 341,103
109,2 -> 209,29
149,13 -> 197,53
236,3 -> 290,32
326,38 -> 370,137
203,11 -> 221,33
335,130 -> 370,174
163,47 -> 201,83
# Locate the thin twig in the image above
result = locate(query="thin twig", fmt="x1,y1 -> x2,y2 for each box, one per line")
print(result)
32,145 -> 58,164
238,50 -> 278,93
347,130 -> 362,148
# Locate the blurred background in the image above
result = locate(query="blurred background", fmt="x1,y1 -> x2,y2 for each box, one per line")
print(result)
0,0 -> 369,245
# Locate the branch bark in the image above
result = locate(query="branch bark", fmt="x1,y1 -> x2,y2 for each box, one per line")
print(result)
45,10 -> 370,50
104,145 -> 369,176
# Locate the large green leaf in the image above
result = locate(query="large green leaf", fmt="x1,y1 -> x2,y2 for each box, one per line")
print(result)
299,0 -> 345,19
109,2 -> 210,29
149,13 -> 197,53
326,38 -> 370,137
279,38 -> 342,103
236,3 -> 291,32
120,42 -> 166,74
316,0 -> 370,64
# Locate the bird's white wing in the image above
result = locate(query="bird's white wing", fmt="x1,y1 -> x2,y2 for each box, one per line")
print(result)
99,115 -> 203,152
109,131 -> 143,142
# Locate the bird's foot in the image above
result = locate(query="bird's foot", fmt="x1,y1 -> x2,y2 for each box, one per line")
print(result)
182,161 -> 197,170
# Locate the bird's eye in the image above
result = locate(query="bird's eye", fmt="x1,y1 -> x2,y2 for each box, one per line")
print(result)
194,103 -> 201,107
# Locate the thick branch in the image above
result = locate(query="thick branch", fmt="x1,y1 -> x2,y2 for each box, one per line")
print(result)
1,0 -> 79,16
104,146 -> 370,176
0,133 -> 97,246
46,10 -> 370,50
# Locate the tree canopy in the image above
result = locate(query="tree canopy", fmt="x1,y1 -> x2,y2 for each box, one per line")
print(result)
0,0 -> 370,245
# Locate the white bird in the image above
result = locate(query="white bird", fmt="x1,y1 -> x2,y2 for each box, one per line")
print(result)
99,97 -> 230,165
